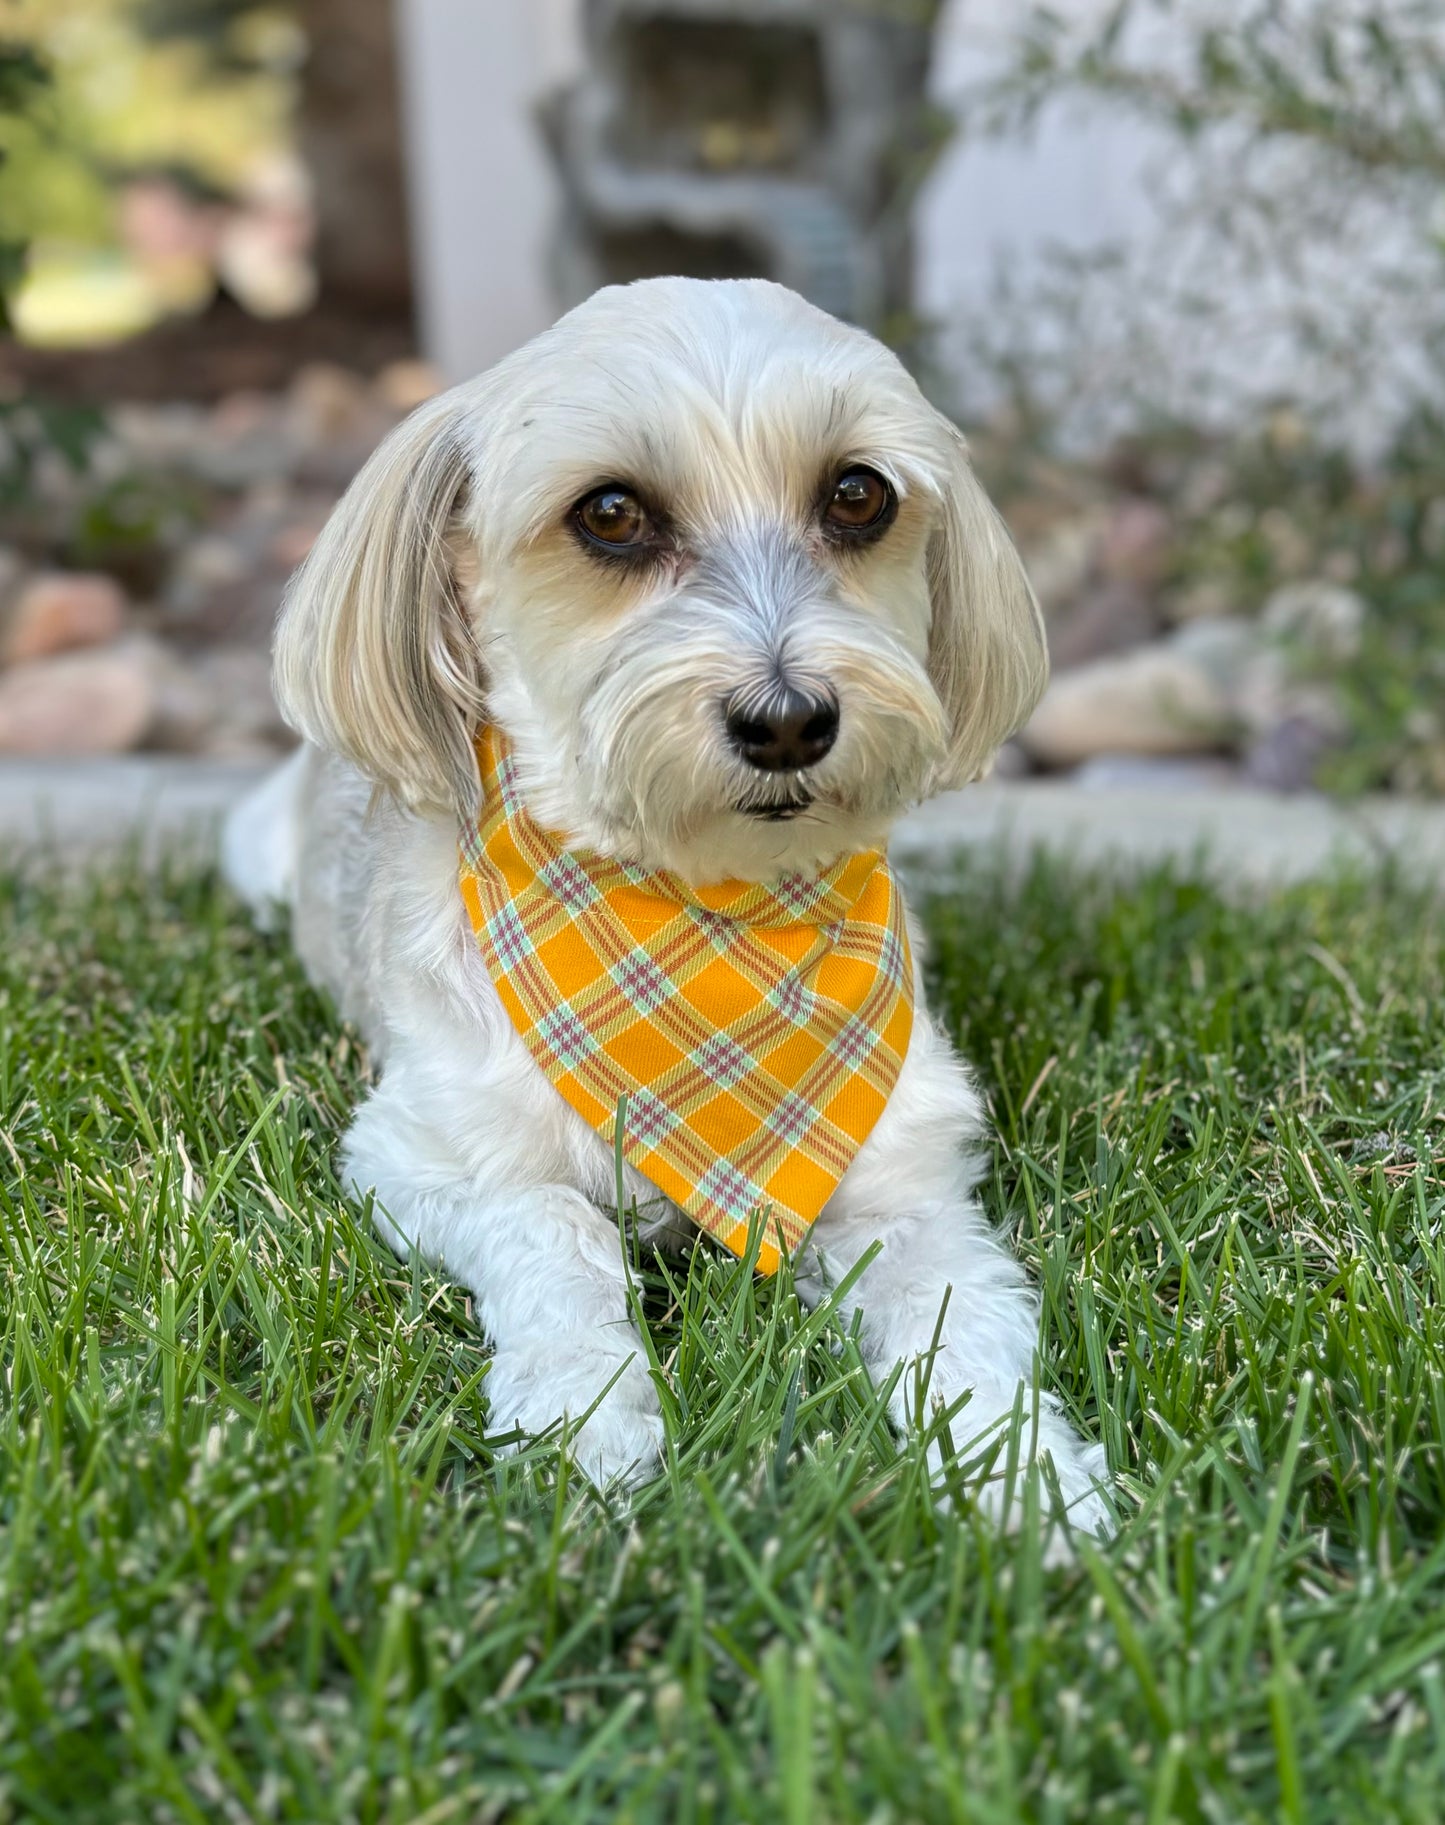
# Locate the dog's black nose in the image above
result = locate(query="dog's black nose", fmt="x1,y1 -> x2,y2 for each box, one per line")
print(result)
725,689 -> 840,772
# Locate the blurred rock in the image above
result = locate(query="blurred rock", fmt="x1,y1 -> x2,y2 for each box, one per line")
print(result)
157,486 -> 322,642
288,362 -> 373,443
1162,578 -> 1238,624
118,634 -> 217,752
1261,581 -> 1365,661
2,572 -> 128,665
1022,512 -> 1105,617
286,362 -> 395,487
22,444 -> 90,513
195,391 -> 297,488
1214,588 -> 1358,764
164,535 -> 251,623
193,645 -> 292,751
987,739 -> 1032,780
1048,581 -> 1158,670
1021,635 -> 1240,767
376,358 -> 444,413
219,482 -> 336,589
0,649 -> 154,755
1097,497 -> 1174,590
1243,715 -> 1336,793
1167,617 -> 1261,692
267,506 -> 330,571
1230,661 -> 1345,801
1232,645 -> 1331,728
1138,595 -> 1351,793
109,401 -> 211,472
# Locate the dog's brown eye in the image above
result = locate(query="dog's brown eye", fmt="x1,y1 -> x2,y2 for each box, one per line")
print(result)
825,468 -> 894,534
575,485 -> 650,549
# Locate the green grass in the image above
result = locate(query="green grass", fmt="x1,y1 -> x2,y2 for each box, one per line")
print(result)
2,850 -> 1443,1824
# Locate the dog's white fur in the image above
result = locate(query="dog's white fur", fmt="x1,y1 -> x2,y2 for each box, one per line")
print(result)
224,278 -> 1108,1536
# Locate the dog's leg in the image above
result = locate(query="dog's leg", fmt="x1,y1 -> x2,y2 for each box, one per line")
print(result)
801,1012 -> 1110,1542
220,745 -> 312,929
341,1074 -> 664,1489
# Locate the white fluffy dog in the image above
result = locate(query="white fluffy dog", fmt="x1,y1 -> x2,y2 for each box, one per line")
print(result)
224,277 -> 1108,1537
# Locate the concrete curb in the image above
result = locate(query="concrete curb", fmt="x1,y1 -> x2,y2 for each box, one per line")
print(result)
2,757 -> 1443,887
0,757 -> 270,867
892,781 -> 1445,887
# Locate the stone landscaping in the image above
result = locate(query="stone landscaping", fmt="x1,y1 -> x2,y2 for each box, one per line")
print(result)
1013,574 -> 1361,792
0,360 -> 439,766
0,371 -> 1366,795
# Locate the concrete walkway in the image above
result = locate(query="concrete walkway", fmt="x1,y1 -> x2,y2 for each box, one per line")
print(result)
0,756 -> 269,869
3,755 -> 1445,886
892,779 -> 1445,886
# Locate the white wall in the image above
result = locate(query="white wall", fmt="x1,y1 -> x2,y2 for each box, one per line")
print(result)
395,0 -> 584,381
918,1 -> 1160,328
394,0 -> 1382,429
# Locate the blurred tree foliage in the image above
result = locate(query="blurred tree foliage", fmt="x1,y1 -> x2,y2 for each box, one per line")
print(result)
3,0 -> 407,332
0,43 -> 54,331
137,0 -> 270,66
0,0 -> 300,343
4,0 -> 298,218
0,42 -> 106,506
136,0 -> 412,312
0,4 -> 300,508
977,0 -> 1445,176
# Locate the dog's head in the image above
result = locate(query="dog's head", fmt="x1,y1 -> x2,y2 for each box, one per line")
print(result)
275,278 -> 1045,882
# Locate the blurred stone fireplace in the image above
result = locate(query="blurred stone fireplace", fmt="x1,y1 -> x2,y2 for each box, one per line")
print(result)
545,0 -> 944,328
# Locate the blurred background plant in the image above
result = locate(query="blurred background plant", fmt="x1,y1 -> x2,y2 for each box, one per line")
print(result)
0,39 -> 106,530
1,0 -> 307,345
951,0 -> 1445,792
0,40 -> 52,330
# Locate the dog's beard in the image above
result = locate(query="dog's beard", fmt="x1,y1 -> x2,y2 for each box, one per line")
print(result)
555,608 -> 947,881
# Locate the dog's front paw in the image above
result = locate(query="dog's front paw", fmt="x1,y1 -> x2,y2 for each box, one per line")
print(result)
905,1383 -> 1114,1559
486,1343 -> 665,1489
1024,1414 -> 1113,1554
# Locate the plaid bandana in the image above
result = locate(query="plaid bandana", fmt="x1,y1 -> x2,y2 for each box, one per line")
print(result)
458,727 -> 914,1275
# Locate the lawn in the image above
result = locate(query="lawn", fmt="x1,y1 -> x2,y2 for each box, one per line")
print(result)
2,848 -> 1443,1823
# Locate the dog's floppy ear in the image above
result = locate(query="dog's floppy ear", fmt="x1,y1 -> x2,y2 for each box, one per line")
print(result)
925,425 -> 1048,788
273,391 -> 486,818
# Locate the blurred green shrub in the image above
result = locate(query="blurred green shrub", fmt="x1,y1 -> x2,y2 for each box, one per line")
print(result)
0,41 -> 54,331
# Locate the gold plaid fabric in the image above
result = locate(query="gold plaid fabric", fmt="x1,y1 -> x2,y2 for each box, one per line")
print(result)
458,726 -> 914,1275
